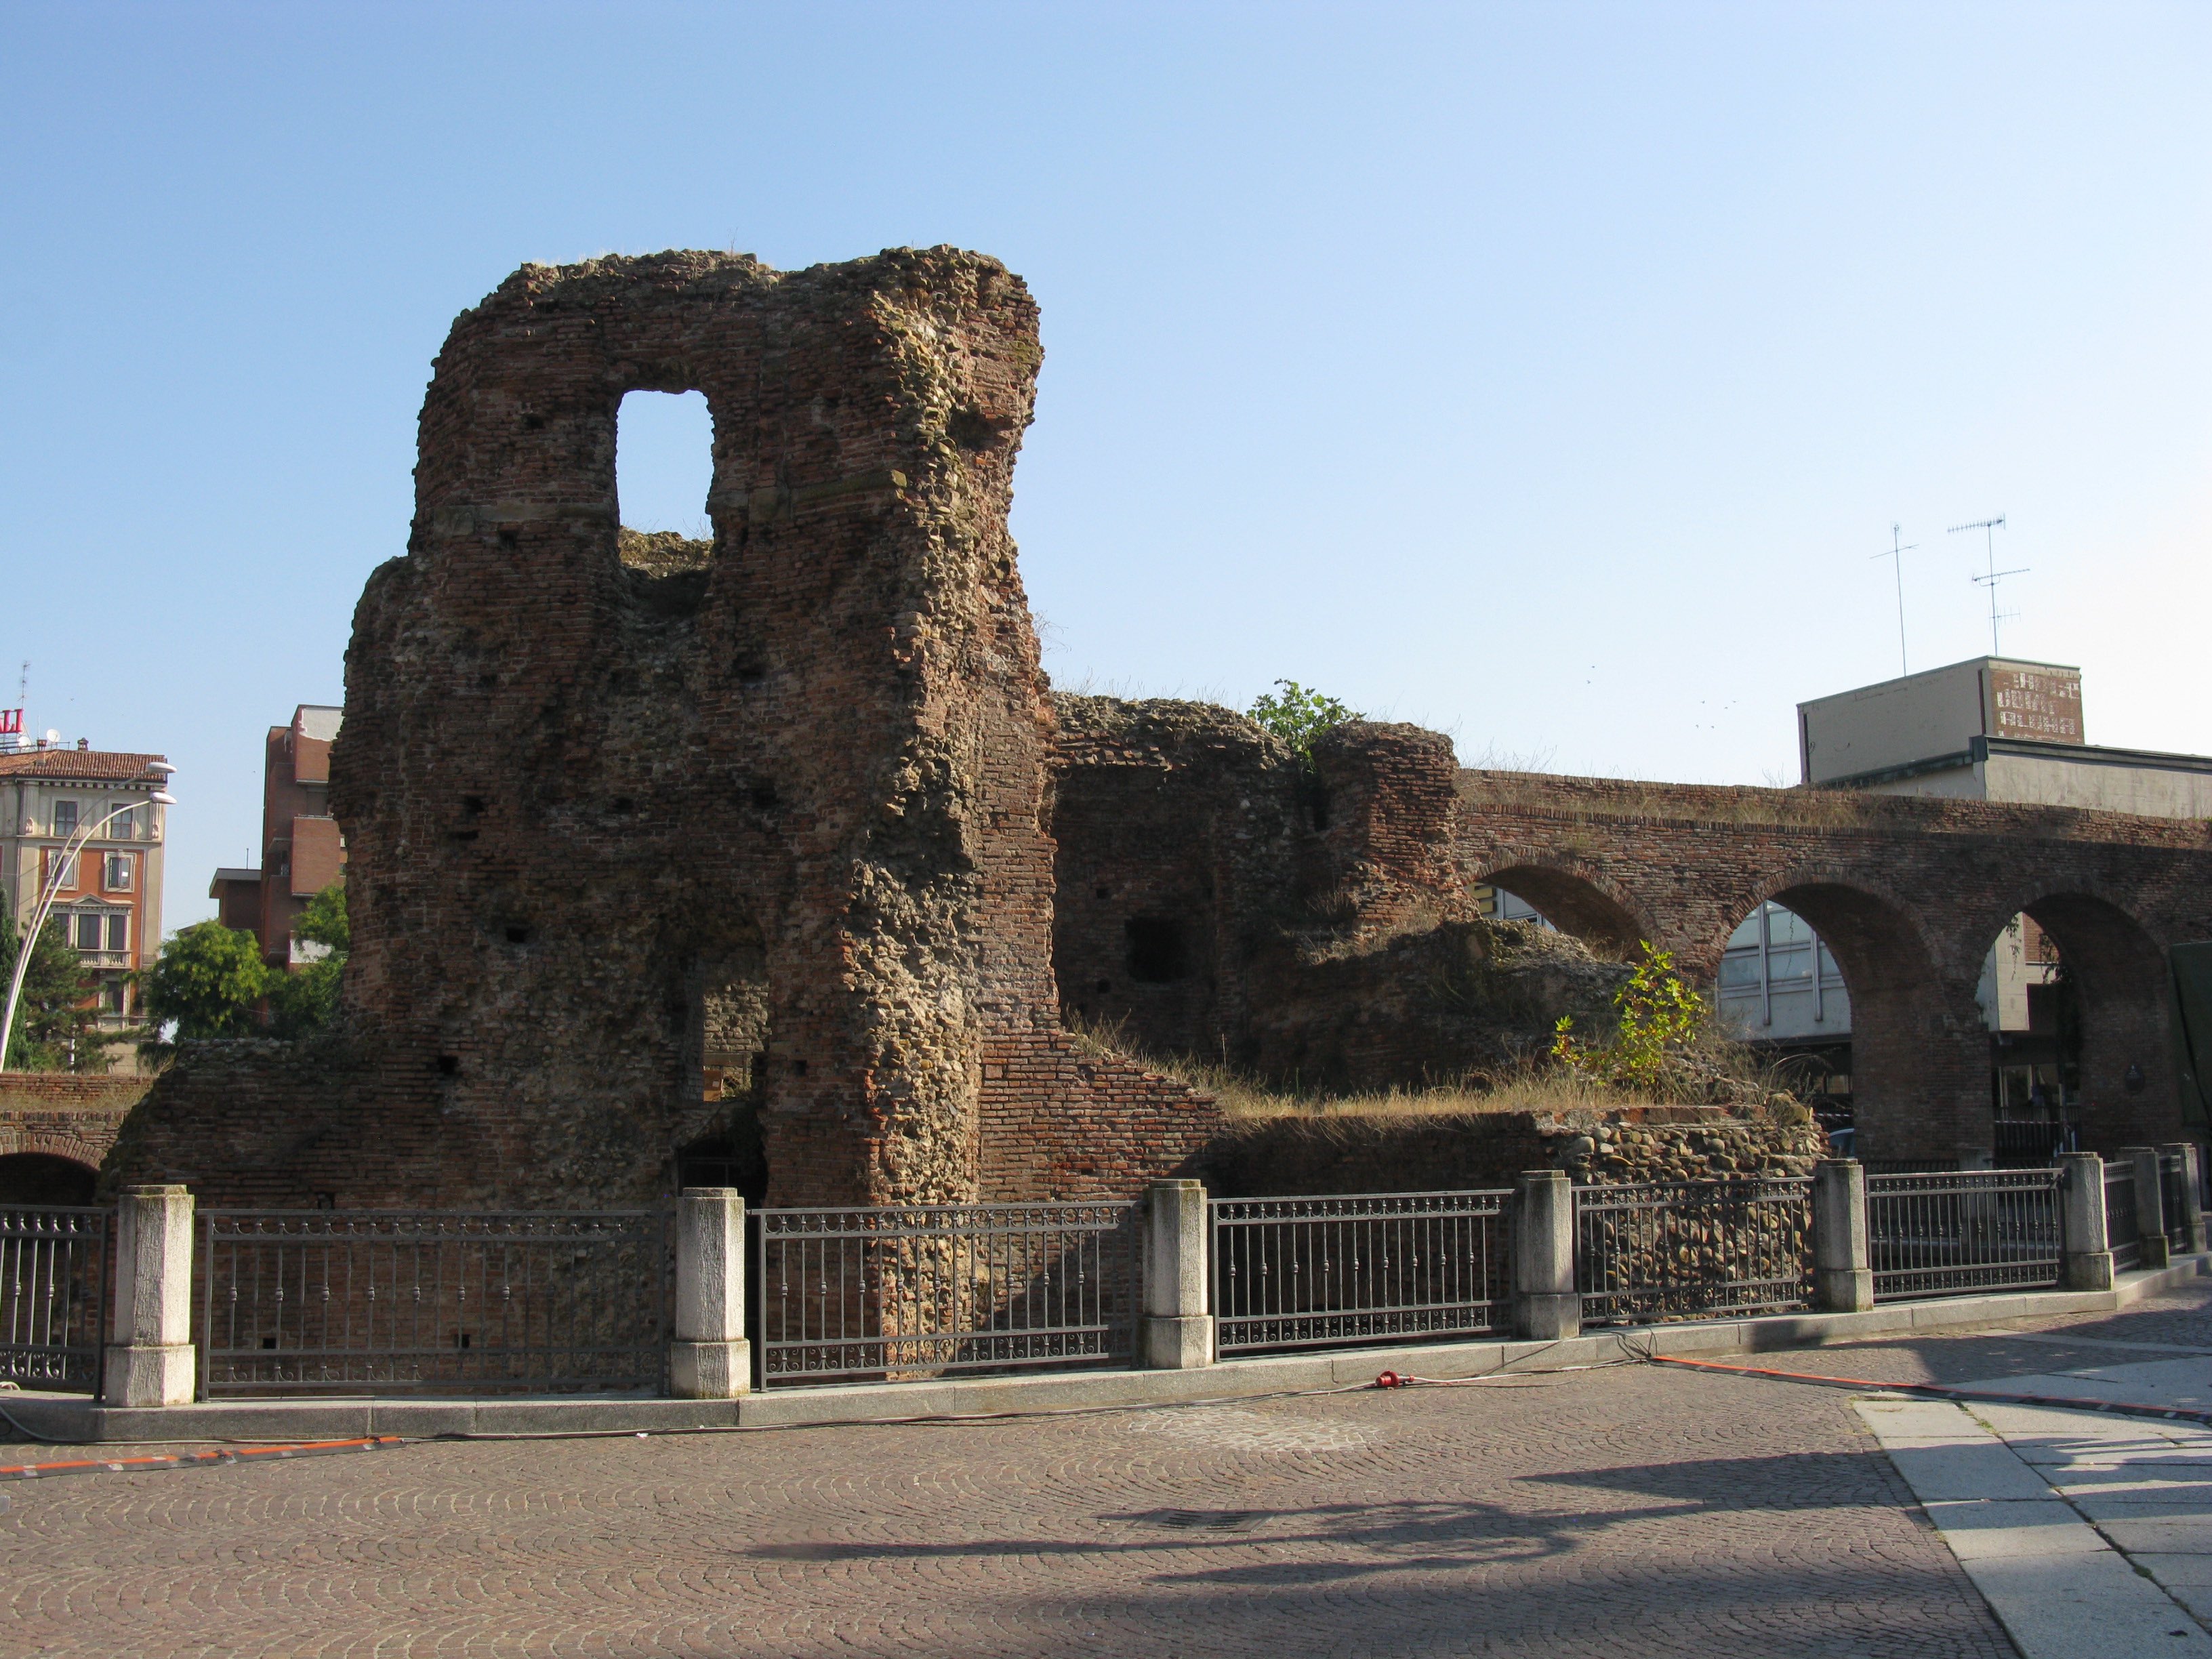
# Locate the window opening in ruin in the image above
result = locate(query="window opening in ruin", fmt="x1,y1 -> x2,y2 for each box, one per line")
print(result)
1125,917 -> 1189,984
615,390 -> 714,539
676,1120 -> 768,1206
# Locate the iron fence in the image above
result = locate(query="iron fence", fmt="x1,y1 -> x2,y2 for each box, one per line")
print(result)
1210,1190 -> 1511,1355
2105,1162 -> 2142,1272
1992,1120 -> 2075,1166
1574,1178 -> 1813,1323
2161,1151 -> 2193,1253
199,1210 -> 668,1396
755,1201 -> 1138,1387
1866,1168 -> 2062,1300
0,1206 -> 106,1394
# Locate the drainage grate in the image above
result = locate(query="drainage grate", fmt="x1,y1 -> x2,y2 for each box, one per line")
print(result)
1153,1509 -> 1265,1532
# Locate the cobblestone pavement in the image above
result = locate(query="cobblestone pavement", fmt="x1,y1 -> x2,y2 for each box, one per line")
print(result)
9,1286 -> 2212,1659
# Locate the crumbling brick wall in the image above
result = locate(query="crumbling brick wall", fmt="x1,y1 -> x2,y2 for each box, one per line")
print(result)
1046,692 -> 2212,1164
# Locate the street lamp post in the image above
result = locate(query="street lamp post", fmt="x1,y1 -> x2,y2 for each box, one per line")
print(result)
1,776 -> 177,1071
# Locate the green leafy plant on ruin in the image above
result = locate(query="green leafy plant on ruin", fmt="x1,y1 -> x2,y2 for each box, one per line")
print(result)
1247,679 -> 1361,762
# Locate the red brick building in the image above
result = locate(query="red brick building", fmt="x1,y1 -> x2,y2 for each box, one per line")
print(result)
209,705 -> 344,969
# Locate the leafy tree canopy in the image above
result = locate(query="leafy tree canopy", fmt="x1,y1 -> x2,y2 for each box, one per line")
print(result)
268,882 -> 347,1038
1247,680 -> 1363,760
137,922 -> 270,1041
294,880 -> 349,955
0,909 -> 101,1071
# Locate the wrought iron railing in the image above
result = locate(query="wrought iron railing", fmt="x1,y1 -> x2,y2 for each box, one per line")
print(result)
1992,1119 -> 2075,1166
1210,1190 -> 1511,1355
1574,1178 -> 1813,1323
198,1210 -> 668,1396
754,1200 -> 1138,1387
2161,1151 -> 2193,1253
2105,1162 -> 2142,1272
1866,1168 -> 2062,1300
0,1206 -> 106,1394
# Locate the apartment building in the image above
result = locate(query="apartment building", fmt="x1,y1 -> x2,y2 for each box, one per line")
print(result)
208,705 -> 344,969
0,733 -> 172,1045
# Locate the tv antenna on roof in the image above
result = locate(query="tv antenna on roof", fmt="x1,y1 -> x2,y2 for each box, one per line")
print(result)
1949,515 -> 2026,656
1872,525 -> 1919,676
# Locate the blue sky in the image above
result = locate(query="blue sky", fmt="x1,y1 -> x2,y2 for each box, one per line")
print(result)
4,3 -> 2206,929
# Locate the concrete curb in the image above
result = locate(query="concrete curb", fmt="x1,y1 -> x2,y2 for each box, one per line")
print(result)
7,1254 -> 2205,1444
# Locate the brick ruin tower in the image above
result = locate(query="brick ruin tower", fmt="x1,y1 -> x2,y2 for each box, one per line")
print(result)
112,249 -> 1220,1210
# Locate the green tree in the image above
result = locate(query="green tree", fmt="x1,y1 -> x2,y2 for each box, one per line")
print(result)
1247,680 -> 1363,760
137,922 -> 270,1041
0,909 -> 101,1070
267,881 -> 347,1037
1551,941 -> 1711,1092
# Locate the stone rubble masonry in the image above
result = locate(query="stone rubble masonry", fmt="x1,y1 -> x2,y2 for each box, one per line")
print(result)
1202,1104 -> 1828,1199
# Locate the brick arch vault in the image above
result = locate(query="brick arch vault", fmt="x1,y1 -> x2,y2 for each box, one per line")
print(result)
1451,764 -> 2212,1162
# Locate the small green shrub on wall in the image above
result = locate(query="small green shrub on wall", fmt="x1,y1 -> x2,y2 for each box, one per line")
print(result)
1551,941 -> 1710,1092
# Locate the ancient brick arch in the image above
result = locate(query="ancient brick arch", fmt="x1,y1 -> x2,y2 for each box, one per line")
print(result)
1476,861 -> 1649,958
1978,889 -> 2176,1144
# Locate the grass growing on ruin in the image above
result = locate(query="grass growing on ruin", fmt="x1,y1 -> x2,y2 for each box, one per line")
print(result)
1066,1015 -> 1644,1120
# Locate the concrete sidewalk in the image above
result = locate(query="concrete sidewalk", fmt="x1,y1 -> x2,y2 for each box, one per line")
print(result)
1859,1344 -> 2212,1656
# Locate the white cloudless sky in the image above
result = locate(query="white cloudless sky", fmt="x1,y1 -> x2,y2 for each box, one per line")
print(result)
3,2 -> 2206,929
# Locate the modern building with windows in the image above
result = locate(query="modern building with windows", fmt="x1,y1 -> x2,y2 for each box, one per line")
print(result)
0,731 -> 171,1062
207,704 -> 344,970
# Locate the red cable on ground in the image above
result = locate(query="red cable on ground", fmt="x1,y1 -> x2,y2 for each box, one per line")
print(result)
0,1436 -> 403,1482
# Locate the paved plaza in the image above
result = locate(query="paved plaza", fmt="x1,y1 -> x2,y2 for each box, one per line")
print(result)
10,1287 -> 2212,1658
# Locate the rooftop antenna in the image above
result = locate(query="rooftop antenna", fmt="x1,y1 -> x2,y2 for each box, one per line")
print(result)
1949,514 -> 2026,656
1872,525 -> 1919,676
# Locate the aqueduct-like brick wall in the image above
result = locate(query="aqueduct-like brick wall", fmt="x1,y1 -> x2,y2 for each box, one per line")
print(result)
1050,702 -> 2212,1164
106,247 -> 2210,1206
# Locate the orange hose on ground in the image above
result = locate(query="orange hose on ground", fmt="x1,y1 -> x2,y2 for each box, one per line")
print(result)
0,1436 -> 403,1481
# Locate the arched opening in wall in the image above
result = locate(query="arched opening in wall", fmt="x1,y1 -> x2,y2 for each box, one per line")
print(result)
615,390 -> 716,613
1990,894 -> 2175,1158
1756,882 -> 1952,1164
0,1153 -> 98,1206
677,938 -> 771,1207
1713,901 -> 1854,1150
1475,864 -> 1643,959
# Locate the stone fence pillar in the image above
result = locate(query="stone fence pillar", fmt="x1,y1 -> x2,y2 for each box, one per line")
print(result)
1811,1160 -> 1872,1313
1143,1179 -> 1213,1368
1513,1170 -> 1580,1342
2163,1143 -> 2207,1255
2057,1153 -> 2113,1291
670,1187 -> 750,1398
2126,1147 -> 2171,1271
104,1184 -> 194,1407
